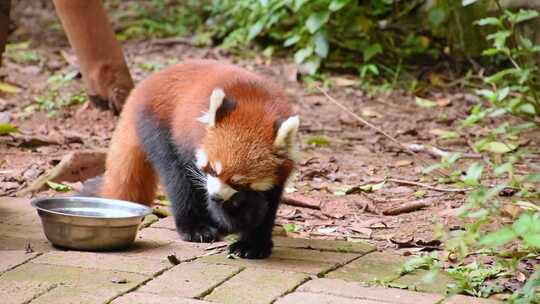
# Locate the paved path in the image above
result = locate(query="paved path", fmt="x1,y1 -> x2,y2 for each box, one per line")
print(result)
0,197 -> 498,304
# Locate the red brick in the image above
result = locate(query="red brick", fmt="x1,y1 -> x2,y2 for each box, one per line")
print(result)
200,246 -> 359,275
298,278 -> 443,304
0,250 -> 38,274
139,261 -> 242,298
33,251 -> 171,275
325,251 -> 405,283
274,236 -> 376,254
111,292 -> 214,304
31,286 -> 119,304
274,292 -> 382,304
204,268 -> 309,304
0,280 -> 55,304
443,295 -> 501,304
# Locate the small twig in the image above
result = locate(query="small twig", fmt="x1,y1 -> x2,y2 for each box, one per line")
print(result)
383,201 -> 430,215
151,37 -> 196,46
281,195 -> 321,210
387,178 -> 470,193
406,143 -> 482,159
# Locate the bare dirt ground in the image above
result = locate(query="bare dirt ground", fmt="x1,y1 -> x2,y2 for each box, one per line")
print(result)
1,0 -> 538,265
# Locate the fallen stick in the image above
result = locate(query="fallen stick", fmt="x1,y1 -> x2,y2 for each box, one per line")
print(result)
151,37 -> 196,46
406,143 -> 481,159
387,178 -> 470,193
281,194 -> 321,210
17,150 -> 107,196
382,201 -> 430,215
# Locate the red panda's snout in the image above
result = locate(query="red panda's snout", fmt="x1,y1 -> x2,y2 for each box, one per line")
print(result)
195,87 -> 300,202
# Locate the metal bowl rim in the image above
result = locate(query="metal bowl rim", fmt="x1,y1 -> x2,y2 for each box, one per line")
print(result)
31,196 -> 153,220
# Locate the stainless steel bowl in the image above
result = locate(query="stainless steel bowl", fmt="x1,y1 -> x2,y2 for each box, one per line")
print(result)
31,196 -> 152,251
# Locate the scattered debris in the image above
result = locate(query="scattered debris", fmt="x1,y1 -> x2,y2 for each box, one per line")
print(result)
166,254 -> 181,265
110,277 -> 128,284
382,200 -> 431,216
282,194 -> 321,210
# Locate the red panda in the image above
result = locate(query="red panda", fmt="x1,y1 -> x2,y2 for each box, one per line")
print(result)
88,60 -> 299,259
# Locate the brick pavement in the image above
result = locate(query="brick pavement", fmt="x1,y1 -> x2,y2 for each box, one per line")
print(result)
0,197 -> 500,304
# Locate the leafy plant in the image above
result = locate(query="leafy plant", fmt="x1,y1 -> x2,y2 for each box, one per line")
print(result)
420,2 -> 540,302
5,41 -> 43,64
29,71 -> 87,117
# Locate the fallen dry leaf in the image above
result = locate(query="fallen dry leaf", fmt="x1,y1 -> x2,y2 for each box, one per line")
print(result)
361,108 -> 382,118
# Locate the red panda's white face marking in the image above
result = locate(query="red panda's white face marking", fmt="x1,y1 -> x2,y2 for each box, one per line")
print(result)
198,86 -> 299,201
195,149 -> 208,169
207,174 -> 237,201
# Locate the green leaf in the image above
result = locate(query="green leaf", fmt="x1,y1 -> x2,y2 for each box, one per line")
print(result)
487,30 -> 511,49
0,82 -> 21,94
430,129 -> 459,139
247,21 -> 264,40
462,0 -> 479,6
428,8 -> 447,26
497,87 -> 510,102
462,162 -> 483,186
524,172 -> 540,183
306,135 -> 330,146
362,43 -> 382,62
300,57 -> 321,75
329,0 -> 351,11
0,123 -> 18,135
283,223 -> 301,232
306,12 -> 329,34
415,97 -> 437,108
518,103 -> 536,115
355,181 -> 386,193
515,213 -> 540,233
483,142 -> 517,154
523,234 -> 540,248
283,35 -> 300,47
422,163 -> 443,174
313,31 -> 329,58
479,227 -> 517,246
513,9 -> 539,24
494,162 -> 513,176
475,17 -> 502,27
294,47 -> 312,64
476,89 -> 497,103
46,181 -> 72,192
293,0 -> 309,12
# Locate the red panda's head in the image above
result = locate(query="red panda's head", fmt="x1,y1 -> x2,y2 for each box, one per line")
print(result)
195,86 -> 299,202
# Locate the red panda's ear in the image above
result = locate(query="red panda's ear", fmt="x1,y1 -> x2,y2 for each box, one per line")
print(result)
198,88 -> 225,127
274,115 -> 300,160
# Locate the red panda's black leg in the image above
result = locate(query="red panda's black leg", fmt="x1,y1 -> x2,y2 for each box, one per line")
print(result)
228,185 -> 284,259
137,109 -> 220,242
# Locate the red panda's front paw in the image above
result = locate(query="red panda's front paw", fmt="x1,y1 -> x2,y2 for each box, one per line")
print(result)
178,225 -> 220,243
228,240 -> 273,259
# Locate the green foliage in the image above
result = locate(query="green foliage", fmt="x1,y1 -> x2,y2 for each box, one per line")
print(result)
46,181 -> 72,192
0,123 -> 18,135
5,41 -> 43,64
305,135 -> 330,147
114,0 -> 208,41
206,0 -> 438,75
446,262 -> 505,297
29,71 -> 87,117
419,2 -> 540,302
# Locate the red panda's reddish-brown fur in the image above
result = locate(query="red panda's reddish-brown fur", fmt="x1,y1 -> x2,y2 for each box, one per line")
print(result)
91,60 -> 298,258
98,60 -> 294,206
